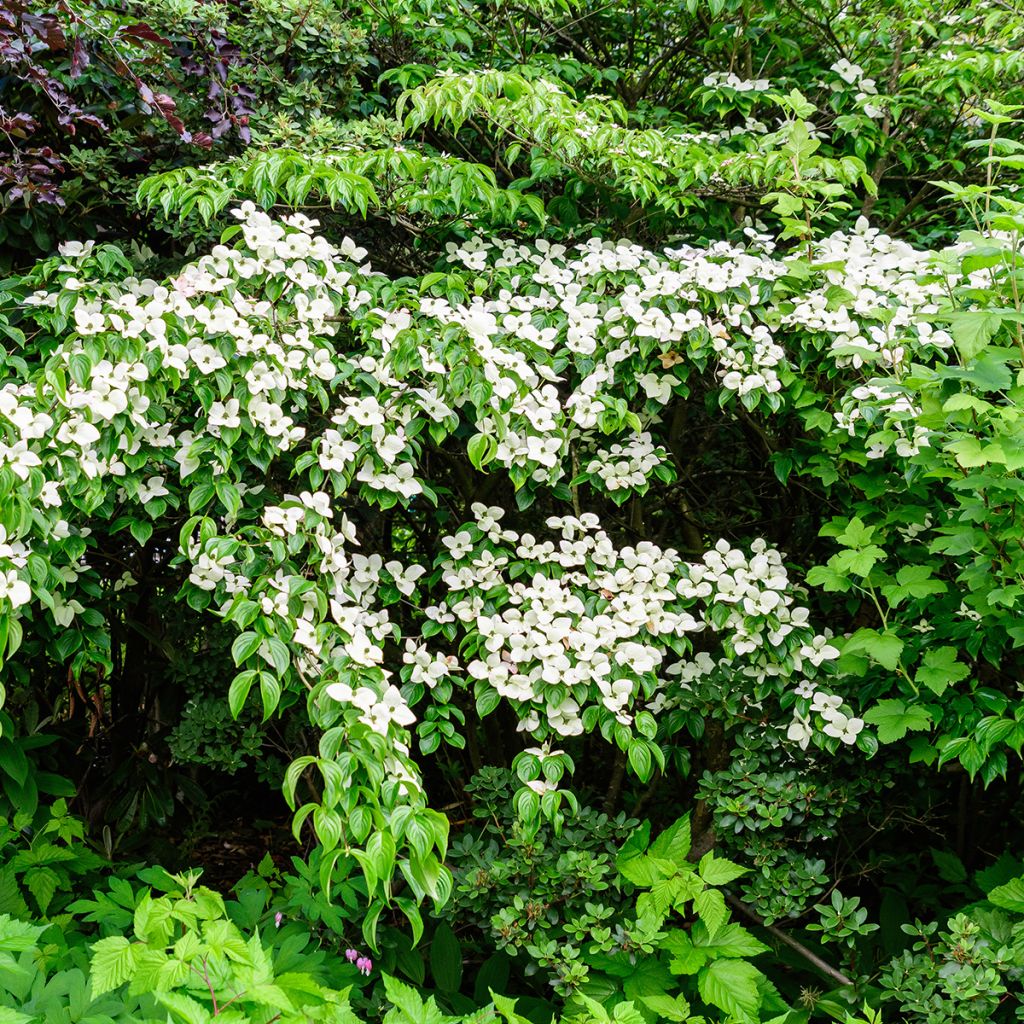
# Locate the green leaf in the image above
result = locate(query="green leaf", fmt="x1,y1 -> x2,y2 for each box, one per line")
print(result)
649,815 -> 691,864
930,848 -> 967,884
430,922 -> 463,993
914,646 -> 970,696
262,636 -> 291,676
945,311 -> 1003,359
475,686 -> 501,718
987,875 -> 1024,912
805,564 -> 854,592
0,915 -> 44,952
637,993 -> 691,1022
466,433 -> 495,470
154,991 -> 212,1024
382,973 -> 446,1024
130,519 -> 154,545
662,930 -> 707,975
90,935 -> 142,997
610,1002 -> 647,1024
698,921 -> 770,959
862,699 -> 933,743
228,670 -> 255,718
628,738 -> 653,781
835,516 -> 875,548
491,991 -> 533,1024
396,897 -> 424,948
23,866 -> 59,914
949,351 -> 1013,392
881,565 -> 948,606
698,852 -> 748,886
693,888 -> 728,935
68,352 -> 92,388
368,827 -> 397,876
617,853 -> 665,887
313,806 -> 343,851
840,629 -> 904,671
231,631 -> 261,666
697,958 -> 764,1023
259,672 -> 282,720
362,899 -> 385,953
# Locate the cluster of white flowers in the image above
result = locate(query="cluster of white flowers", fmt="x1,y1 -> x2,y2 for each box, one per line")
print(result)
828,59 -> 883,118
702,71 -> 772,92
425,506 -> 847,747
5,200 -> 997,813
436,230 -> 807,488
714,323 -> 785,396
324,681 -> 415,735
788,691 -> 864,748
781,219 -> 954,370
644,539 -> 853,746
584,431 -> 667,491
0,203 -> 978,688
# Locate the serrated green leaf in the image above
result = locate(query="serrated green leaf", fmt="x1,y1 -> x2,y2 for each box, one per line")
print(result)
697,957 -> 764,1023
693,887 -> 728,935
90,935 -> 142,997
698,851 -> 748,886
862,699 -> 933,743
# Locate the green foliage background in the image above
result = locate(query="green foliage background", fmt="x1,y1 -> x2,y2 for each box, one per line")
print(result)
2,1 -> 1024,1023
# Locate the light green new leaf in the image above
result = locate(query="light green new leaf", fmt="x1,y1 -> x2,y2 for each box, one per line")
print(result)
840,629 -> 904,671
914,646 -> 970,696
0,915 -> 44,952
661,930 -> 707,976
698,851 -> 748,886
945,310 -> 1003,359
491,992 -> 533,1024
637,993 -> 691,1022
987,875 -> 1024,912
862,700 -> 933,743
383,974 -> 449,1024
696,921 -> 770,959
693,887 -> 729,935
697,958 -> 764,1023
155,992 -> 212,1024
90,935 -> 142,997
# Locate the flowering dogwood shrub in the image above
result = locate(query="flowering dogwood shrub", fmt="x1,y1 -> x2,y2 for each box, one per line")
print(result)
4,194 -> 1021,934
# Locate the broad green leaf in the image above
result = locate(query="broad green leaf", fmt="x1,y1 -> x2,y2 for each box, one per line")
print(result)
944,311 -> 1003,359
90,935 -> 142,997
661,930 -> 708,975
430,922 -> 463,993
914,646 -> 970,696
154,992 -> 212,1024
697,921 -> 770,959
693,888 -> 728,935
987,875 -> 1024,912
862,699 -> 933,743
637,993 -> 691,1022
698,851 -> 748,886
697,957 -> 764,1023
0,915 -> 44,952
840,628 -> 903,671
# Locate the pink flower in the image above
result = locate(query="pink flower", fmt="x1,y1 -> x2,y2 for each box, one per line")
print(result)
274,912 -> 283,928
356,956 -> 373,976
345,948 -> 359,962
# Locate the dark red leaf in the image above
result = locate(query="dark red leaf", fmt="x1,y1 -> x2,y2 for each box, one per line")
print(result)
120,23 -> 172,48
70,37 -> 89,77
